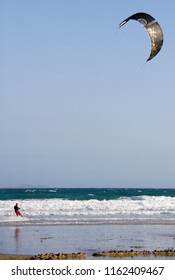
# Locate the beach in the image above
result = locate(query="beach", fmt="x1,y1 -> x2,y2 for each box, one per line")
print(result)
1,188 -> 175,260
1,223 -> 175,260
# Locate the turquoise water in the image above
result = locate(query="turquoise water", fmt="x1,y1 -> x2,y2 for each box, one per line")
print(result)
1,187 -> 175,200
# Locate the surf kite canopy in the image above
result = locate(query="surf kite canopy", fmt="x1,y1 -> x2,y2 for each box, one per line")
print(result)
119,12 -> 164,61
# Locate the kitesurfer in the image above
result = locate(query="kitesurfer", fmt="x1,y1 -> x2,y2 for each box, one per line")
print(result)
14,203 -> 23,217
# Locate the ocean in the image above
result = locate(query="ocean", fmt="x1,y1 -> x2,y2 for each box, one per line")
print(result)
1,187 -> 175,258
1,187 -> 175,226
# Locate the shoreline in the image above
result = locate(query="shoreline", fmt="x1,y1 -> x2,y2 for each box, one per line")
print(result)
2,220 -> 175,227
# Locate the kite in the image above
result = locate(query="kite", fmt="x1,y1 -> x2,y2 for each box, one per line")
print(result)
119,12 -> 164,61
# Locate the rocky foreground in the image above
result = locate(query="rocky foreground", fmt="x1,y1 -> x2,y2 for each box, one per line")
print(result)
92,249 -> 175,258
29,252 -> 87,260
29,249 -> 175,260
1,249 -> 175,260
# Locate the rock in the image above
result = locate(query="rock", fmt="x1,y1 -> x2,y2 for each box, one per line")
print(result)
92,249 -> 175,258
29,252 -> 87,260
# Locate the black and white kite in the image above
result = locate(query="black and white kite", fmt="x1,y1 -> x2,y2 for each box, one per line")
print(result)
119,12 -> 164,61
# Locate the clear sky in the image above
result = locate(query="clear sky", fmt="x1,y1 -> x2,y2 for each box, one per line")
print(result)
1,0 -> 175,188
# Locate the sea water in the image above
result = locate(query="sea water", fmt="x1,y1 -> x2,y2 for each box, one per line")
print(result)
1,188 -> 175,226
1,188 -> 175,257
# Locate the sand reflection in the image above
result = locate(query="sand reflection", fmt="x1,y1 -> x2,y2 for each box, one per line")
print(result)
15,227 -> 20,252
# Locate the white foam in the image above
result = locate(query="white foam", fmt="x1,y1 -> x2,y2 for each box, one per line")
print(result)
1,196 -> 175,225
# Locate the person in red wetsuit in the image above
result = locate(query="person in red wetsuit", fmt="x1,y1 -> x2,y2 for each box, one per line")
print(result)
14,203 -> 23,217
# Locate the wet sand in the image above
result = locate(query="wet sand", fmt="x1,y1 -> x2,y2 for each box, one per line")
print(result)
1,224 -> 175,260
0,254 -> 31,260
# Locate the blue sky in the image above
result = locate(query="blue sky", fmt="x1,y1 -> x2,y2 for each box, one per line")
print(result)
1,0 -> 175,188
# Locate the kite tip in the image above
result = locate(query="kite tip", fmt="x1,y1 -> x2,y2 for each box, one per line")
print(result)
118,20 -> 127,28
